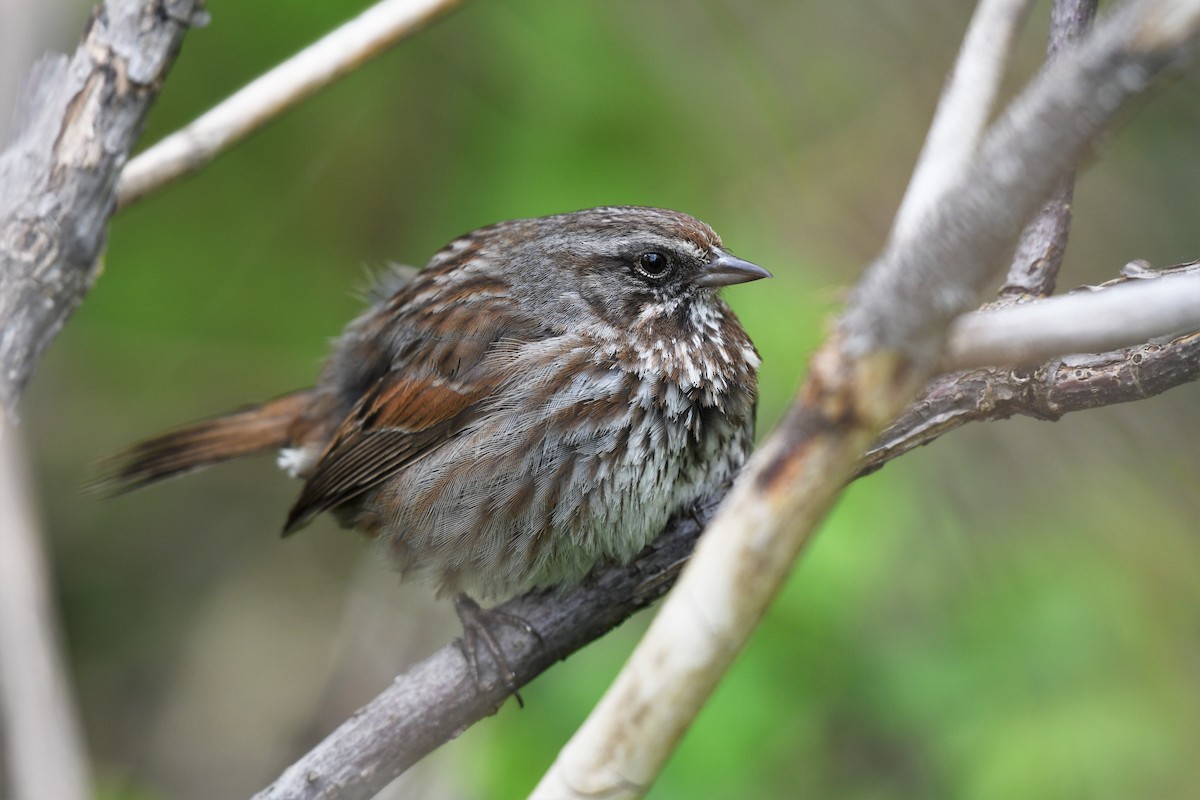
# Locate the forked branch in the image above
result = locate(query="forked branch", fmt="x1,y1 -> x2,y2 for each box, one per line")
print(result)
534,0 -> 1200,797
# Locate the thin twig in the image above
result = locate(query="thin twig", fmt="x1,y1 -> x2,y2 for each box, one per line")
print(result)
862,331 -> 1200,477
115,0 -> 465,210
946,264 -> 1200,369
864,263 -> 1200,475
1002,0 -> 1098,296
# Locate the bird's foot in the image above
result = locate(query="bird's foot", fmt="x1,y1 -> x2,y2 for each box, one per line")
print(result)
453,593 -> 541,708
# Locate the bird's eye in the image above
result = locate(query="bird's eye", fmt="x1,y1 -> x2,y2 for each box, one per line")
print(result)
635,251 -> 671,280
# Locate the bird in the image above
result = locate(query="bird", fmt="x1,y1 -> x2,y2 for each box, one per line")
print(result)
103,206 -> 768,644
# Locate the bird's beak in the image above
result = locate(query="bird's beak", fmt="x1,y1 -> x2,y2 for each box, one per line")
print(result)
695,249 -> 772,288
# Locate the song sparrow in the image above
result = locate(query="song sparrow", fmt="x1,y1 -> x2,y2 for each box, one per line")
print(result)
106,206 -> 768,603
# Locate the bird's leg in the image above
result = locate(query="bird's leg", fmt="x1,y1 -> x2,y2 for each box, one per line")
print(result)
686,484 -> 729,530
453,593 -> 541,708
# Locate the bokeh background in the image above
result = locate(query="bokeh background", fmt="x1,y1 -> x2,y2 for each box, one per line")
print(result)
10,0 -> 1200,798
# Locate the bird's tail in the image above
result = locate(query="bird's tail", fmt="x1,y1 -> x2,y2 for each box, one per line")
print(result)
95,389 -> 317,494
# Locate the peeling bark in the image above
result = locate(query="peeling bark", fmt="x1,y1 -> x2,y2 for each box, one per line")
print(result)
0,0 -> 202,413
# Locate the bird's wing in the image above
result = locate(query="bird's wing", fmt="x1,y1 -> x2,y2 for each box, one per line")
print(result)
282,289 -> 544,535
281,371 -> 494,534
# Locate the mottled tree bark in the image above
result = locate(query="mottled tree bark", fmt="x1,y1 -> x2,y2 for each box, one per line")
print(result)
0,0 -> 202,414
0,3 -> 199,798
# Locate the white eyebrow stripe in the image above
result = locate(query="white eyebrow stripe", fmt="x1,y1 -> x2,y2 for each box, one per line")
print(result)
589,233 -> 709,261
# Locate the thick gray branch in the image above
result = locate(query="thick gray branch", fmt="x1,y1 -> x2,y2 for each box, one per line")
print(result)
252,500 -> 712,800
0,0 -> 201,414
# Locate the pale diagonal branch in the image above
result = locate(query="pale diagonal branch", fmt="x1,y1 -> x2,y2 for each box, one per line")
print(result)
116,0 -> 465,210
891,0 -> 1033,245
534,1 -> 1200,797
244,3 -> 1200,798
0,432 -> 92,800
254,262 -> 1200,800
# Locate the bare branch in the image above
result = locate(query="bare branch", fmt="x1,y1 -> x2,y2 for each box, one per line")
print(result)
0,428 -> 92,800
1002,0 -> 1098,296
0,0 -> 200,414
862,330 -> 1200,477
891,0 -> 1033,244
1047,0 -> 1101,57
251,502 -> 713,800
258,262 -> 1200,800
864,260 -> 1200,472
1002,179 -> 1074,296
249,3 -> 1200,798
946,264 -> 1200,369
842,1 -> 1199,369
535,1 -> 1200,796
116,0 -> 465,210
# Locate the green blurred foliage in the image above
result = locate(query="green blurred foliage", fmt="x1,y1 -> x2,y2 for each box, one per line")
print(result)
19,1 -> 1200,798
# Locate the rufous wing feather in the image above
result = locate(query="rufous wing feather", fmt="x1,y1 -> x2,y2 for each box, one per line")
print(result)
281,286 -> 546,536
281,373 -> 494,535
